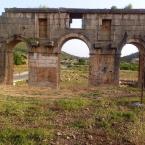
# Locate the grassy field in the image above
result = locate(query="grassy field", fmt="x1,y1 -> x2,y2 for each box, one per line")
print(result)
60,66 -> 89,89
120,70 -> 138,81
14,64 -> 138,81
14,64 -> 28,74
60,67 -> 138,87
0,65 -> 144,145
0,84 -> 144,145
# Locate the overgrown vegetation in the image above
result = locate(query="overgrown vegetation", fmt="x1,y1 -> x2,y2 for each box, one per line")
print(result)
61,51 -> 88,68
0,54 -> 144,144
120,61 -> 138,71
0,86 -> 144,144
54,98 -> 91,111
111,3 -> 133,9
13,42 -> 27,65
61,65 -> 89,89
120,70 -> 138,81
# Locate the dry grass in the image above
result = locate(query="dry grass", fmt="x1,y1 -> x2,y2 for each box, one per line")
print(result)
60,67 -> 89,90
14,64 -> 28,74
120,70 -> 138,81
0,66 -> 144,145
0,85 -> 144,145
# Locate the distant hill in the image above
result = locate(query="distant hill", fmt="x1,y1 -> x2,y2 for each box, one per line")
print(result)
121,52 -> 139,63
61,51 -> 88,60
61,51 -> 88,66
61,51 -> 139,64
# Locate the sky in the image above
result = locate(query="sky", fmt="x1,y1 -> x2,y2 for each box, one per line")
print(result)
0,0 -> 144,57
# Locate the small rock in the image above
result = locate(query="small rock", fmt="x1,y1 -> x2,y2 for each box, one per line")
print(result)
85,108 -> 89,111
66,136 -> 70,140
89,125 -> 93,129
72,135 -> 76,139
50,142 -> 55,145
88,135 -> 93,140
131,102 -> 144,107
57,132 -> 62,136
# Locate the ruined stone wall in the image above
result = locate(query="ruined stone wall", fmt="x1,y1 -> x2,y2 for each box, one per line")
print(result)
0,8 -> 145,88
0,12 -> 35,39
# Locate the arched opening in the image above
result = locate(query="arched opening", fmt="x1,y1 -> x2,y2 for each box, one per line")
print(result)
6,40 -> 29,86
120,43 -> 139,86
60,39 -> 90,89
13,42 -> 29,85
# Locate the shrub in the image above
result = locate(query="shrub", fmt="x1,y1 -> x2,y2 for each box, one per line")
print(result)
120,62 -> 138,71
13,42 -> 27,65
54,98 -> 91,111
13,51 -> 27,65
0,128 -> 53,145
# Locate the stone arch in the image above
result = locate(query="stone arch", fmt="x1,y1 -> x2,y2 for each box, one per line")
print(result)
6,35 -> 29,50
54,33 -> 92,87
119,37 -> 145,54
55,33 -> 93,54
118,37 -> 145,87
4,36 -> 29,85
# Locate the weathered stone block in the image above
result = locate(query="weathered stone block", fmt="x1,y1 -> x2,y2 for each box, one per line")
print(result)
0,8 -> 145,88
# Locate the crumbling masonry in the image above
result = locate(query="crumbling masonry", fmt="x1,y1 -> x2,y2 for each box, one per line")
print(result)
0,8 -> 145,88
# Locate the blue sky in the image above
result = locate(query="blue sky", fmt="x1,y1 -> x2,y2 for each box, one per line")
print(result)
0,0 -> 143,57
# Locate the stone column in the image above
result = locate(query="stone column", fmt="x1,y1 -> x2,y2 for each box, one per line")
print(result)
0,45 -> 6,84
5,49 -> 13,85
29,46 -> 59,88
0,44 -> 13,85
113,50 -> 120,85
138,51 -> 145,87
89,49 -> 116,86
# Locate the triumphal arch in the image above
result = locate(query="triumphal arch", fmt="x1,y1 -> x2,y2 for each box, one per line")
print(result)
0,8 -> 145,88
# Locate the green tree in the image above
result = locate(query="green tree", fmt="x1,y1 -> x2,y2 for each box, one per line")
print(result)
13,42 -> 27,65
13,51 -> 27,65
111,6 -> 118,9
124,4 -> 133,9
39,5 -> 48,8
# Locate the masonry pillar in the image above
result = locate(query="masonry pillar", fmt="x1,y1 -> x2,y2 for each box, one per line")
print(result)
114,51 -> 120,85
89,49 -> 116,86
5,49 -> 13,85
29,46 -> 59,88
138,51 -> 145,87
0,46 -> 6,84
0,44 -> 14,85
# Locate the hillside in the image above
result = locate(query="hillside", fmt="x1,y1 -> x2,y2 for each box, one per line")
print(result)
61,51 -> 88,60
61,51 -> 139,63
121,52 -> 139,62
61,51 -> 88,66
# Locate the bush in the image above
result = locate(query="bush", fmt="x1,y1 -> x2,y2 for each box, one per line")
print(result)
54,98 -> 91,111
0,128 -> 53,145
13,51 -> 26,65
120,62 -> 138,71
13,42 -> 28,65
78,59 -> 86,65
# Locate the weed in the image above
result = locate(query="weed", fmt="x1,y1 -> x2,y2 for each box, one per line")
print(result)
54,97 -> 91,111
81,90 -> 100,98
0,67 -> 143,144
0,128 -> 53,145
109,111 -> 137,122
69,118 -> 95,129
70,120 -> 86,129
